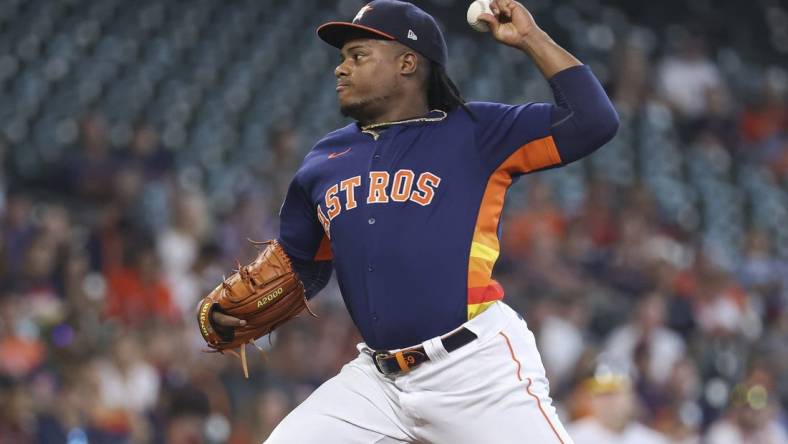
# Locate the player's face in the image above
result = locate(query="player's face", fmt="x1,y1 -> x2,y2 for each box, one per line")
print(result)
335,39 -> 403,121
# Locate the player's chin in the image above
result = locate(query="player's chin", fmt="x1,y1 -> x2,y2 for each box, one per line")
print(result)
339,99 -> 365,119
337,89 -> 358,106
339,95 -> 386,121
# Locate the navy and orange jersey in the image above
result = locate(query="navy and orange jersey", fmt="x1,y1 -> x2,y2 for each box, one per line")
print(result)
279,65 -> 617,351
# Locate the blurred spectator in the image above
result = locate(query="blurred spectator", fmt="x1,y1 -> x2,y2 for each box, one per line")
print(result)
249,389 -> 291,442
217,190 -> 276,265
538,293 -> 588,391
0,385 -> 37,443
14,231 -> 60,298
514,230 -> 588,297
113,167 -> 145,219
123,123 -> 173,181
85,203 -> 126,274
0,137 -> 6,214
574,180 -> 620,251
190,242 -> 227,299
0,298 -> 45,378
694,269 -> 761,340
157,187 -> 211,316
738,229 -> 784,322
104,239 -> 178,325
123,122 -> 174,232
657,35 -> 724,121
739,67 -> 787,148
1,193 -> 35,281
34,371 -> 103,443
503,179 -> 567,257
652,357 -> 703,443
611,41 -> 651,112
599,189 -> 663,296
502,181 -> 586,297
568,374 -> 669,444
603,292 -> 686,386
759,313 -> 788,414
67,114 -> 121,203
159,384 -> 211,444
261,125 -> 301,198
93,333 -> 160,412
310,299 -> 362,381
705,379 -> 788,444
89,332 -> 160,442
693,88 -> 738,152
266,325 -> 317,393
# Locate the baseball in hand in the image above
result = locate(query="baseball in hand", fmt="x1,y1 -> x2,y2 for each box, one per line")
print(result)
467,0 -> 493,32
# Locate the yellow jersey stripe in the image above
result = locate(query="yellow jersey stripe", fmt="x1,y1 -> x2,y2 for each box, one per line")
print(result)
470,241 -> 499,262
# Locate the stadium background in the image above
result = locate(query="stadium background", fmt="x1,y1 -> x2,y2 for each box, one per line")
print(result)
0,0 -> 786,442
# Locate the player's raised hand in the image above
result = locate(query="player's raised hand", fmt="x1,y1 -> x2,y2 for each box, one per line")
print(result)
477,0 -> 541,49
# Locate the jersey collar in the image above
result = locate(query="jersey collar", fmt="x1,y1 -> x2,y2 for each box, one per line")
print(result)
358,110 -> 447,140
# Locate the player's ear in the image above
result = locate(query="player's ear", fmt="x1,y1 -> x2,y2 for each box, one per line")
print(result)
399,52 -> 419,76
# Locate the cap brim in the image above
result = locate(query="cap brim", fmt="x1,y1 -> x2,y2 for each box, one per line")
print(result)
317,22 -> 396,48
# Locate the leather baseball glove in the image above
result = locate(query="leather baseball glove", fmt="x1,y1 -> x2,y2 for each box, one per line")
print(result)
197,239 -> 311,377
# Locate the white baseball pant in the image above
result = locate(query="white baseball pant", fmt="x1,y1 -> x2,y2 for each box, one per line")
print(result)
265,301 -> 574,444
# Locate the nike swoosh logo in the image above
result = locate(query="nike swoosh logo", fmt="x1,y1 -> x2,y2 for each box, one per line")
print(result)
328,148 -> 352,159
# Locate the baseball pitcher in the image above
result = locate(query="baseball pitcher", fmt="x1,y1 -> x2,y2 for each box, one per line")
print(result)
198,1 -> 619,442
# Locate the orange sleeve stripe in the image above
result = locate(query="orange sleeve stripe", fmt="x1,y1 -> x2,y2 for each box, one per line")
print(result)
466,136 -> 560,319
313,234 -> 333,261
509,135 -> 562,173
465,160 -> 509,315
473,172 -> 510,236
469,138 -> 559,241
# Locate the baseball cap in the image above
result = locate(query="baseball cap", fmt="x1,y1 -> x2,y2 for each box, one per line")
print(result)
317,0 -> 448,66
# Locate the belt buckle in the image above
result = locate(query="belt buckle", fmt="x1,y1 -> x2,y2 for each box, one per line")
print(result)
373,351 -> 391,375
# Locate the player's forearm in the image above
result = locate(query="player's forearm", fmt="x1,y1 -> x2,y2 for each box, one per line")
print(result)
515,30 -> 581,79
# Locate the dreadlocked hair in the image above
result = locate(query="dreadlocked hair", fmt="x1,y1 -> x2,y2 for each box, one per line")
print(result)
426,61 -> 476,120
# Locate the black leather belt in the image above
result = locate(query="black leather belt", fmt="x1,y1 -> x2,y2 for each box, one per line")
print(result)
364,327 -> 478,375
